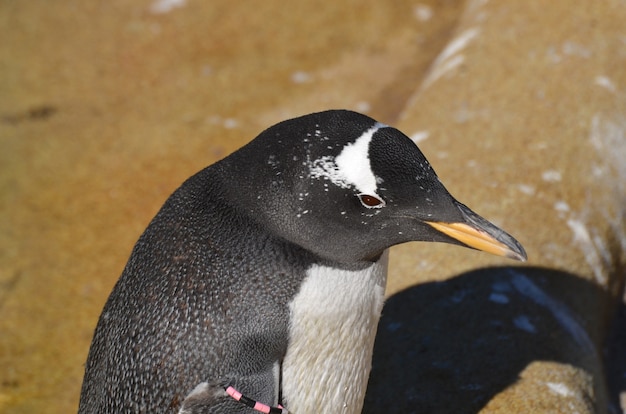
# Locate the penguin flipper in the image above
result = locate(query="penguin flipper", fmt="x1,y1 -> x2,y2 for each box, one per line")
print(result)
177,381 -> 229,414
178,377 -> 285,414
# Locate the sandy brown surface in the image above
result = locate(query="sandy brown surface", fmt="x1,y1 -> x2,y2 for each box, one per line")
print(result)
1,1 -> 625,413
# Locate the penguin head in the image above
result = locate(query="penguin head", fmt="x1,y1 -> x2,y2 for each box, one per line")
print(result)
225,110 -> 526,265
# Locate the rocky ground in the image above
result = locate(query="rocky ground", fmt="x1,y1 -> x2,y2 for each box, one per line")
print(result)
1,1 -> 625,413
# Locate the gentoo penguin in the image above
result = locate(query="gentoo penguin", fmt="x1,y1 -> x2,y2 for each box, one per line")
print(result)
78,110 -> 526,414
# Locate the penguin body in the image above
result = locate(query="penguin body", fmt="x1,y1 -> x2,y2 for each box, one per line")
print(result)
79,110 -> 525,413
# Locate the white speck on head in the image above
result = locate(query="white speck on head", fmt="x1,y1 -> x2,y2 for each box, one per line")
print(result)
309,156 -> 339,183
489,292 -> 510,304
267,154 -> 279,167
149,0 -> 186,14
542,170 -> 562,182
291,71 -> 313,84
513,314 -> 537,333
410,130 -> 430,144
546,382 -> 575,397
414,4 -> 433,21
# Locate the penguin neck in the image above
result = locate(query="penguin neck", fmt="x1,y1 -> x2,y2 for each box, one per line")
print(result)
281,251 -> 389,413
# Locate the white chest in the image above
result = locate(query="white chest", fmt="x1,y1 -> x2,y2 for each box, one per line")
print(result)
281,251 -> 389,413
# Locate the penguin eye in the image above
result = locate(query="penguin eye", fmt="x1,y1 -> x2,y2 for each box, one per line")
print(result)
358,194 -> 385,208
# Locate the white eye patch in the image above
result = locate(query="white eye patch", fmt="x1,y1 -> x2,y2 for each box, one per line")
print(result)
309,122 -> 387,197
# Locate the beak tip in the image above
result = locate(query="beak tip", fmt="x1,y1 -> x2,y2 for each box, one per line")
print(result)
506,248 -> 528,262
501,235 -> 527,262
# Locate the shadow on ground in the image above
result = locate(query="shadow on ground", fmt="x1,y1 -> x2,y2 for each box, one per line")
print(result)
364,266 -> 614,413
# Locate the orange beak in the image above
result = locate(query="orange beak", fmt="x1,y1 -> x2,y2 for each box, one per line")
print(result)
425,220 -> 526,261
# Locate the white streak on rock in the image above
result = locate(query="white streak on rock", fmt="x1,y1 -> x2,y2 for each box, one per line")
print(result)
566,218 -> 608,285
410,130 -> 430,144
149,0 -> 186,14
291,71 -> 313,84
594,76 -> 617,93
517,184 -> 536,195
554,201 -> 570,212
509,270 -> 595,354
489,292 -> 509,304
561,114 -> 626,286
513,314 -> 537,333
414,4 -> 433,22
354,101 -> 371,113
562,41 -> 592,59
546,382 -> 575,397
422,28 -> 480,89
554,201 -> 570,219
542,170 -> 562,182
223,118 -> 238,129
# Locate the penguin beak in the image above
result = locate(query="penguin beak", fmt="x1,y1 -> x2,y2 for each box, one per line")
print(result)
425,202 -> 527,261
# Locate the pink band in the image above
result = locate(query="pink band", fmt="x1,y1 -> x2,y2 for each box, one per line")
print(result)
224,384 -> 287,413
254,401 -> 271,413
225,386 -> 242,400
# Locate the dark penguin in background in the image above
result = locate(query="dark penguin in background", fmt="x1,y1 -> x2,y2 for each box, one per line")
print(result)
78,110 -> 526,414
